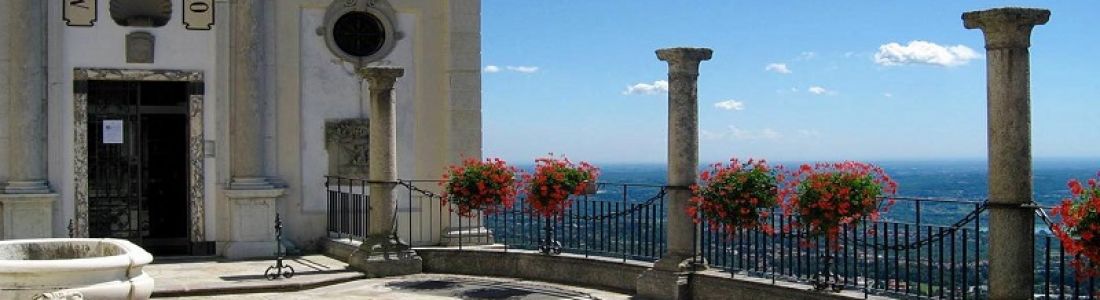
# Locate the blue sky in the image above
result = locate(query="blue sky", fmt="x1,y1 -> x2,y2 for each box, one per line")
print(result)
480,1 -> 1100,164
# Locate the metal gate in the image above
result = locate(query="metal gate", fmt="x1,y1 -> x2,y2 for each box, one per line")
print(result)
86,80 -> 190,254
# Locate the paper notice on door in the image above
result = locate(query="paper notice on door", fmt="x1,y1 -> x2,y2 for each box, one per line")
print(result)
103,120 -> 123,144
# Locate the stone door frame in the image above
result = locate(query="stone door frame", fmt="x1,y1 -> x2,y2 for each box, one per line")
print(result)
72,68 -> 206,243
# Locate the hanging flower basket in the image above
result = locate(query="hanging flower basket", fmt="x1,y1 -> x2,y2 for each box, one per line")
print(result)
688,158 -> 782,236
1052,172 -> 1100,280
782,161 -> 898,244
439,157 -> 520,217
523,155 -> 599,217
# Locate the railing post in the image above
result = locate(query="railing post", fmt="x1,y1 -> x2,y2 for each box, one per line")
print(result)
963,7 -> 1049,300
636,47 -> 711,300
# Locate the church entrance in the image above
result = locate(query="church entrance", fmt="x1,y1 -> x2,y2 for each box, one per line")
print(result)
86,80 -> 191,255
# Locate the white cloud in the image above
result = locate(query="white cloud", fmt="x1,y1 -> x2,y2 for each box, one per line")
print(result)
797,129 -> 821,138
883,92 -> 894,98
506,65 -> 539,73
705,126 -> 787,141
701,129 -> 725,140
730,126 -> 782,140
808,86 -> 835,95
622,80 -> 668,95
796,51 -> 817,61
483,65 -> 500,73
760,128 -> 782,140
765,63 -> 791,74
714,100 -> 745,111
874,41 -> 981,67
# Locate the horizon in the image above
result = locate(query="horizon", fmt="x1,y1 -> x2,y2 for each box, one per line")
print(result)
481,1 -> 1100,164
498,157 -> 1100,167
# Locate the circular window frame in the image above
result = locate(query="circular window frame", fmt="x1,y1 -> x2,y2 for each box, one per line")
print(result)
322,0 -> 397,65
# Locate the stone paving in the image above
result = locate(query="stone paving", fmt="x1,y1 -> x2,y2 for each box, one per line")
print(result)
146,255 -> 630,299
160,273 -> 631,299
147,255 -> 365,297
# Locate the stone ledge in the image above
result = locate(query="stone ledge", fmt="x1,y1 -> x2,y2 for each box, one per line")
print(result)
691,270 -> 890,300
416,246 -> 651,294
322,238 -> 889,299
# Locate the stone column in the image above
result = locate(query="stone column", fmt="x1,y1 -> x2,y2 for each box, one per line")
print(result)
637,47 -> 711,300
963,7 -> 1049,300
0,0 -> 56,239
347,67 -> 422,277
228,0 -> 269,187
223,0 -> 284,258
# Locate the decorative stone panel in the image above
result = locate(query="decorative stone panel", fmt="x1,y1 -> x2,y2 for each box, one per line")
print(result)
325,118 -> 369,179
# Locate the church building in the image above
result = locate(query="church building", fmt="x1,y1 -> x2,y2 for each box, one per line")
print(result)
0,0 -> 481,258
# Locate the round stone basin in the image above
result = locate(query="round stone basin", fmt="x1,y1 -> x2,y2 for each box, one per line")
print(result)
0,238 -> 154,300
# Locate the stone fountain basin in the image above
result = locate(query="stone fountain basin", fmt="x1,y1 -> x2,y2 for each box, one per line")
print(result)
0,238 -> 154,300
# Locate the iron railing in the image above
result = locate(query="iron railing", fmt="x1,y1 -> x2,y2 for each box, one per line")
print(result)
325,176 -> 370,241
323,176 -> 1100,299
484,182 -> 668,262
1035,205 -> 1099,299
696,197 -> 987,299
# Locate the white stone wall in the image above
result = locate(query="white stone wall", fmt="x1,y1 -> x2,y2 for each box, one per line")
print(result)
46,0 -> 219,238
297,9 -> 417,214
34,0 -> 481,248
273,0 -> 481,247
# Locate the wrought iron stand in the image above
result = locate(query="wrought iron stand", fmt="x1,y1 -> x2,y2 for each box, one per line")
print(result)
811,243 -> 842,292
539,215 -> 562,255
265,213 -> 295,280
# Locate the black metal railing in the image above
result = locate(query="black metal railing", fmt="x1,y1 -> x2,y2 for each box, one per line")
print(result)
325,176 -> 370,241
324,176 -> 1100,299
484,182 -> 668,262
1035,205 -> 1099,299
696,197 -> 988,299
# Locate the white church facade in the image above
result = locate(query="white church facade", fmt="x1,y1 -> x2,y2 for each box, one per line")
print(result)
0,0 -> 481,258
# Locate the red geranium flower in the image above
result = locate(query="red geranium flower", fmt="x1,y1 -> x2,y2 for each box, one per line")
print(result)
688,158 -> 782,236
523,154 -> 599,217
1052,171 -> 1100,281
781,161 -> 897,247
439,157 -> 520,217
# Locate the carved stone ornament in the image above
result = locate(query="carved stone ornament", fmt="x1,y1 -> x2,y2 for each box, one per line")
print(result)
325,118 -> 370,178
110,0 -> 172,27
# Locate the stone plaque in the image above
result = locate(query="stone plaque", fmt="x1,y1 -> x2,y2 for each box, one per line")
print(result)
183,0 -> 214,30
64,0 -> 98,27
125,32 -> 154,63
325,118 -> 369,178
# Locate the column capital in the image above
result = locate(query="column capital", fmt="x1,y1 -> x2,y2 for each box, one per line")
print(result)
656,47 -> 713,74
963,7 -> 1050,49
358,67 -> 405,90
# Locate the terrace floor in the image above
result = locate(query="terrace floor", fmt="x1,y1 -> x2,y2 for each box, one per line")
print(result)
147,255 -> 629,299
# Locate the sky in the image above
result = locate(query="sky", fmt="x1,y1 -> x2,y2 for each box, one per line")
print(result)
480,1 -> 1100,164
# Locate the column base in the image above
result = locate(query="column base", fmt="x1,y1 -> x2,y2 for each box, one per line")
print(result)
348,234 -> 423,277
636,269 -> 692,300
635,254 -> 704,300
0,193 -> 58,239
2,180 -> 52,194
440,226 -> 494,246
223,185 -> 284,259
